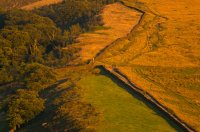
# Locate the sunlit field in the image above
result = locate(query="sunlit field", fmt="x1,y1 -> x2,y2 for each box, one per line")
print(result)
96,0 -> 200,130
69,3 -> 142,63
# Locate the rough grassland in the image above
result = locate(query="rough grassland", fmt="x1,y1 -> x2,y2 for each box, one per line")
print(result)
70,3 -> 142,63
21,0 -> 62,10
96,0 -> 200,130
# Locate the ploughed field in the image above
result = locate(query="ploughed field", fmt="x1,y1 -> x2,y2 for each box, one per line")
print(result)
96,0 -> 200,130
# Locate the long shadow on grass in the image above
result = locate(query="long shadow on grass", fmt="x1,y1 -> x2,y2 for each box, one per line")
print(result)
98,66 -> 186,132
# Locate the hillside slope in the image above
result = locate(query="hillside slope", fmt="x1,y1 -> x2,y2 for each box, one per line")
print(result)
96,0 -> 200,130
0,0 -> 62,10
0,0 -> 40,9
21,0 -> 62,10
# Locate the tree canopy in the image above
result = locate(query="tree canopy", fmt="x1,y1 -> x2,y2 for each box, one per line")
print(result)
7,89 -> 44,130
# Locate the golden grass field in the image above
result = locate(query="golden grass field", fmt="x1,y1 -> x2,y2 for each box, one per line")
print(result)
21,0 -> 62,10
96,0 -> 200,130
70,3 -> 142,63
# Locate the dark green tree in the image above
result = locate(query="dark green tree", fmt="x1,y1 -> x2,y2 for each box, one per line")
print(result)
7,89 -> 44,130
23,63 -> 56,90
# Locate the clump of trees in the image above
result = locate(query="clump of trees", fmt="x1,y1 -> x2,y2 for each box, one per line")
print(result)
7,89 -> 44,130
0,9 -> 65,130
34,0 -> 119,31
0,0 -> 119,84
0,9 -> 79,84
2,63 -> 56,130
23,63 -> 56,90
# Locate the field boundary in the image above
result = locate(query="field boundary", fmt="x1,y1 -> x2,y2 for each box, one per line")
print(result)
99,65 -> 194,132
89,2 -> 145,64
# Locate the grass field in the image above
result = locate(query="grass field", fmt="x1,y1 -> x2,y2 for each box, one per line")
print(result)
77,72 -> 180,131
96,0 -> 200,130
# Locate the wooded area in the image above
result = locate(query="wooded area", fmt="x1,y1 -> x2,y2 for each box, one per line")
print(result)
0,0 -> 118,131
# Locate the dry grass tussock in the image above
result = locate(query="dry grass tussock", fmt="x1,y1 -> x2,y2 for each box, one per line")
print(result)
21,0 -> 62,10
71,3 -> 142,63
97,0 -> 200,130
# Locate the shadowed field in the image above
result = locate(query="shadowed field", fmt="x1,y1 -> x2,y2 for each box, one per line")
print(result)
96,0 -> 200,130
